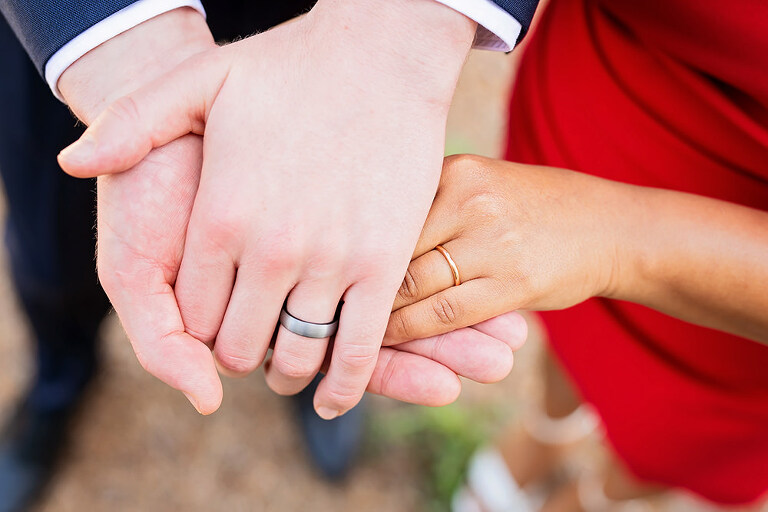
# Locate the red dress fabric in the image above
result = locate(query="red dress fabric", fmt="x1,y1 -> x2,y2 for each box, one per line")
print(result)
505,0 -> 768,504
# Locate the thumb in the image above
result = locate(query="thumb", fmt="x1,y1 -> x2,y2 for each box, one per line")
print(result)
58,53 -> 226,178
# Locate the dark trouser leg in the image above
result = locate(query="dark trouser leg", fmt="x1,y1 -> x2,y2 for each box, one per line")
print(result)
0,18 -> 110,412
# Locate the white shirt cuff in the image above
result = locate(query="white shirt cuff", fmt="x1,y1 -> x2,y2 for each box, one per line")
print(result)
45,0 -> 206,101
433,0 -> 522,51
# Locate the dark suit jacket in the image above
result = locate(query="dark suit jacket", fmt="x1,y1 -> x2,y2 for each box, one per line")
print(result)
0,0 -> 539,75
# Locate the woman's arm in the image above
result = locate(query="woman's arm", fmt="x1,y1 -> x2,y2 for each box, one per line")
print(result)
609,183 -> 768,343
386,155 -> 768,346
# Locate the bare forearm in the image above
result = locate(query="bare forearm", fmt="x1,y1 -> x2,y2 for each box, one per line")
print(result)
609,184 -> 768,344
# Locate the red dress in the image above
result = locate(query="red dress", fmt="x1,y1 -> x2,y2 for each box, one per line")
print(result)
505,0 -> 768,504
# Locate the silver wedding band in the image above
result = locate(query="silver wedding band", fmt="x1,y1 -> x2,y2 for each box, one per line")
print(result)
279,306 -> 340,339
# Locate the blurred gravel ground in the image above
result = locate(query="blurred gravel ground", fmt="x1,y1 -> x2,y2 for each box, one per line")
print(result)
0,50 -> 764,512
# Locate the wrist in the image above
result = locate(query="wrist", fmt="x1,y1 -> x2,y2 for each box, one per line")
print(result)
59,7 -> 215,124
598,181 -> 656,303
308,0 -> 476,108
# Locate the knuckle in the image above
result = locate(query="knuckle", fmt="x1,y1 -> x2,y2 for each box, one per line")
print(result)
459,190 -> 509,220
430,333 -> 450,361
397,267 -> 422,302
253,228 -> 305,274
215,350 -> 260,375
108,95 -> 142,125
322,386 -> 362,410
444,154 -> 487,174
303,239 -> 346,276
375,350 -> 399,396
335,343 -> 379,373
390,311 -> 417,341
96,262 -> 162,305
134,333 -> 191,387
431,295 -> 461,326
184,324 -> 217,345
95,251 -> 134,296
270,351 -> 317,380
347,243 -> 400,281
259,248 -> 299,275
201,210 -> 249,250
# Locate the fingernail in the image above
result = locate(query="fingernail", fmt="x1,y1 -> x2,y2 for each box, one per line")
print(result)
183,392 -> 203,415
316,406 -> 339,420
58,133 -> 96,166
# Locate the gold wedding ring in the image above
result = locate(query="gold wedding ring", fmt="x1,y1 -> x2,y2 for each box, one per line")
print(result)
435,245 -> 461,287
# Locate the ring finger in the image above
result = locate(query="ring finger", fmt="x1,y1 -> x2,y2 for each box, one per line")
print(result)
392,238 -> 481,312
265,279 -> 344,395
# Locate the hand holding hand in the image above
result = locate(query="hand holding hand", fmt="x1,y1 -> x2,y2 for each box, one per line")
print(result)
60,0 -> 474,418
392,151 -> 768,346
386,155 -> 621,344
58,3 -> 532,415
92,133 -> 526,413
58,9 -> 225,413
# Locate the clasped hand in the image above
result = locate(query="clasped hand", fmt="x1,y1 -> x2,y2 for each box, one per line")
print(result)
58,5 -> 527,416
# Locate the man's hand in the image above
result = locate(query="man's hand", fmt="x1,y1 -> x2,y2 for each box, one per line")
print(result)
58,0 -> 479,418
60,8 -> 225,413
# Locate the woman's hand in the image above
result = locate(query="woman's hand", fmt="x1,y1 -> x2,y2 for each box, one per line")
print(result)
387,154 -> 768,346
386,154 -> 624,344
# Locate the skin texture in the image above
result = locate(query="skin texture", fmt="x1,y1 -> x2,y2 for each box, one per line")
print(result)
57,6 -> 528,415
386,155 -> 768,346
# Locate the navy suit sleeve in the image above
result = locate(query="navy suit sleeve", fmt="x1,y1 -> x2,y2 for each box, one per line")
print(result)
491,0 -> 539,43
0,0 -> 140,75
0,0 -> 540,77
